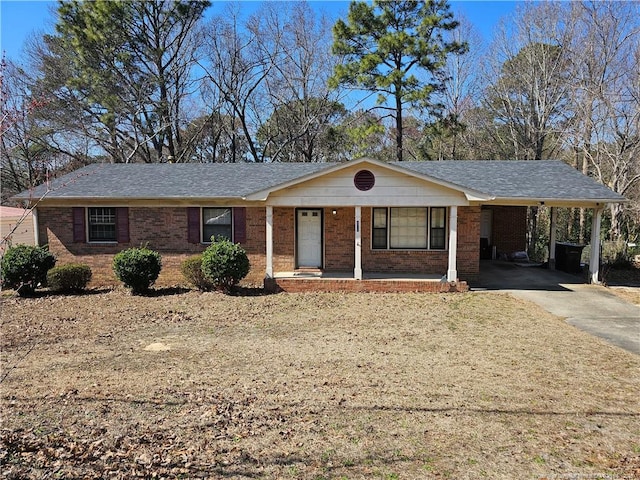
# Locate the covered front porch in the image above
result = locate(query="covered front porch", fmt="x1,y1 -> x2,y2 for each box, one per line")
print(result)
263,204 -> 465,283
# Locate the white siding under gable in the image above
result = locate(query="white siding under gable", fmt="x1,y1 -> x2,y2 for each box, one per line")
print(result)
266,163 -> 469,207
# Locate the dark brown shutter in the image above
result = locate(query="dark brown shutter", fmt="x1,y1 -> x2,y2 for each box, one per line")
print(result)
233,207 -> 246,244
72,207 -> 85,243
187,207 -> 200,243
116,207 -> 129,243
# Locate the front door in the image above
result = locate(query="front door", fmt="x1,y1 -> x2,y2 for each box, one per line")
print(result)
296,209 -> 323,268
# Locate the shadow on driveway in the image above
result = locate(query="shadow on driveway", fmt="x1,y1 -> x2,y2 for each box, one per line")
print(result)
471,261 -> 640,355
472,260 -> 585,292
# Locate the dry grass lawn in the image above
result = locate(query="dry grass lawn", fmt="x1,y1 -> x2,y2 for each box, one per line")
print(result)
1,289 -> 639,479
609,287 -> 640,306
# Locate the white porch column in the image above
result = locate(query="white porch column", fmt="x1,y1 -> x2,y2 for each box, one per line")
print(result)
548,207 -> 557,270
354,206 -> 363,280
447,206 -> 458,282
589,207 -> 603,284
265,206 -> 274,278
32,207 -> 39,245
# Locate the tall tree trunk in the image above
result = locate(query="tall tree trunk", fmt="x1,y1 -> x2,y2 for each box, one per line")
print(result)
395,90 -> 403,162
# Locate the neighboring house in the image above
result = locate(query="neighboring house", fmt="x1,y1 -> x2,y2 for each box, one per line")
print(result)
13,158 -> 624,292
0,206 -> 36,255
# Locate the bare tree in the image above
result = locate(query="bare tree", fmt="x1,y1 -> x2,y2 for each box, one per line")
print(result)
565,1 -> 640,240
259,2 -> 345,162
429,16 -> 485,160
200,2 -> 344,163
0,58 -> 62,203
480,2 -> 573,162
479,2 -> 576,255
200,5 -> 278,162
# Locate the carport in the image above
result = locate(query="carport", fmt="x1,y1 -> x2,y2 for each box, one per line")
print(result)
399,161 -> 624,285
478,203 -> 604,283
441,162 -> 626,285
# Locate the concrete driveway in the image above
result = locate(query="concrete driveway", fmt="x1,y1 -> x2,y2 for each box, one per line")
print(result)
472,261 -> 640,355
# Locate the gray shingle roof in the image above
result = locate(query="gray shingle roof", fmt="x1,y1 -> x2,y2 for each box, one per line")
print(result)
15,159 -> 624,203
17,162 -> 333,200
393,160 -> 624,201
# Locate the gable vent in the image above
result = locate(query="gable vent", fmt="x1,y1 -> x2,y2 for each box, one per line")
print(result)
354,170 -> 375,191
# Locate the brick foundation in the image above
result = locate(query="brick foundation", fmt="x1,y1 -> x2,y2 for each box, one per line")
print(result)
265,277 -> 468,293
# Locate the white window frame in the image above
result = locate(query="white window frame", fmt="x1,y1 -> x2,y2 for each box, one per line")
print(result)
371,207 -> 448,251
87,207 -> 117,243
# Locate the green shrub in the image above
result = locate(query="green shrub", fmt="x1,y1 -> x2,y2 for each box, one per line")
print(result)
47,264 -> 92,293
201,237 -> 250,292
181,255 -> 214,291
1,244 -> 56,296
112,247 -> 162,294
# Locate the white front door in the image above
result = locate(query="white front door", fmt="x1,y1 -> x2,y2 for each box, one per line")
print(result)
297,209 -> 323,268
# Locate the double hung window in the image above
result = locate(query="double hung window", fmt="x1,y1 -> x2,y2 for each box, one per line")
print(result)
372,207 -> 447,250
202,207 -> 232,242
88,207 -> 116,242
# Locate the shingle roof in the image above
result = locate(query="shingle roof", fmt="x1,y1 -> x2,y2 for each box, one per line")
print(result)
394,160 -> 624,201
14,159 -> 624,203
17,162 -> 333,200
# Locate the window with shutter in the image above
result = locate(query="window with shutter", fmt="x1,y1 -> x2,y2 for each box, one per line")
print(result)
88,207 -> 117,242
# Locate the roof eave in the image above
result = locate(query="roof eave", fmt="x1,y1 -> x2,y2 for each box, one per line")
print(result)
29,195 -> 248,207
479,196 -> 625,207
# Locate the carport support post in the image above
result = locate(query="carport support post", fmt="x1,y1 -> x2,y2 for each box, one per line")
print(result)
548,207 -> 557,270
266,206 -> 273,278
447,206 -> 458,282
589,207 -> 603,284
354,206 -> 362,280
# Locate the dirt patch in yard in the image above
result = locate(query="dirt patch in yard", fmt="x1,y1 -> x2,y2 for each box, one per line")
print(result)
1,289 -> 639,479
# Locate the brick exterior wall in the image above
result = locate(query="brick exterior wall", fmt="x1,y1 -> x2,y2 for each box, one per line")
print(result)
37,206 -> 266,287
324,207 -> 355,271
36,204 -> 482,288
457,205 -> 481,281
273,208 -> 295,272
484,206 -> 527,256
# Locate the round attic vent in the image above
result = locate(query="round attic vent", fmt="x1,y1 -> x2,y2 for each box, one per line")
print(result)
354,170 -> 375,191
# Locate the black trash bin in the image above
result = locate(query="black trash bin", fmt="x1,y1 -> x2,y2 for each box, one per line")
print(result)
555,242 -> 585,273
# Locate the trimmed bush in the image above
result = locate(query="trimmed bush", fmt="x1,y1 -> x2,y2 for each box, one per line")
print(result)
201,237 -> 250,292
181,255 -> 214,291
112,247 -> 162,294
47,264 -> 92,293
1,244 -> 56,296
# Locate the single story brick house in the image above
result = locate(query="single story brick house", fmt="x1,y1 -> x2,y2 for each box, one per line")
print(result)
14,158 -> 623,292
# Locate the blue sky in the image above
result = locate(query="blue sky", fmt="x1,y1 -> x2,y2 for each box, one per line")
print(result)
1,0 -> 520,62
